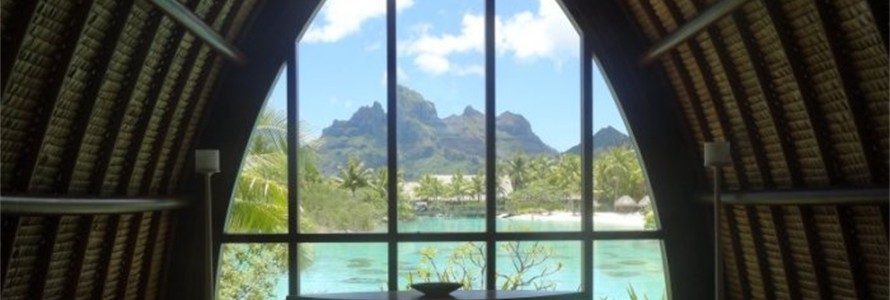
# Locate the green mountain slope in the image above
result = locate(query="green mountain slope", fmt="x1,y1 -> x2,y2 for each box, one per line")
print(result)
563,126 -> 631,156
317,86 -> 557,178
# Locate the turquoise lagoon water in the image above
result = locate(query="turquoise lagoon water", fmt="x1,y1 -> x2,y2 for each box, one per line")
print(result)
268,217 -> 667,299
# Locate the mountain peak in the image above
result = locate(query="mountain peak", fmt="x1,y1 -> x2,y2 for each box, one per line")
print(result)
563,126 -> 630,155
497,111 -> 531,131
598,125 -> 622,134
462,105 -> 482,117
317,86 -> 557,178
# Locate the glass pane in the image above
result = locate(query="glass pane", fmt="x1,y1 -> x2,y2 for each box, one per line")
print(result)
217,243 -> 288,300
398,242 -> 486,290
593,240 -> 668,299
396,0 -> 485,232
225,67 -> 288,234
496,0 -> 580,232
496,241 -> 581,291
299,0 -> 388,233
591,59 -> 659,231
300,243 -> 388,294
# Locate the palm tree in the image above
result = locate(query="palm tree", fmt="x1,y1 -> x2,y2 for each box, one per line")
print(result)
548,154 -> 580,212
416,174 -> 444,201
449,169 -> 469,203
593,146 -> 645,209
504,154 -> 529,192
336,158 -> 372,197
469,170 -> 485,201
228,108 -> 315,270
369,168 -> 388,201
528,155 -> 553,184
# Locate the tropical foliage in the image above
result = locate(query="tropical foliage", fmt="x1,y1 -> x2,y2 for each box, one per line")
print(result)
221,106 -> 655,297
404,241 -> 564,291
592,146 -> 646,210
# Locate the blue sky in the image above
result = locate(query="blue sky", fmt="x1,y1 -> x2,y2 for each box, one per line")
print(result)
265,0 -> 627,152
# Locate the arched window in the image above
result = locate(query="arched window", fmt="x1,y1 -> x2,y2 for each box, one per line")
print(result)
218,1 -> 668,299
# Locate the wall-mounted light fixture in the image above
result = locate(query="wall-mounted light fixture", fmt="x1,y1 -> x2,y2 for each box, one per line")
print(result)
704,141 -> 731,300
195,149 -> 220,300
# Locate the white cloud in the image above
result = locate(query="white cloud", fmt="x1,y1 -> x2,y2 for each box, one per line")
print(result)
400,0 -> 578,76
304,0 -> 414,43
401,14 -> 484,76
496,0 -> 578,62
454,64 -> 484,76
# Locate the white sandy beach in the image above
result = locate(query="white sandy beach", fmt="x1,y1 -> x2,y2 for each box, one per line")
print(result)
501,210 -> 645,226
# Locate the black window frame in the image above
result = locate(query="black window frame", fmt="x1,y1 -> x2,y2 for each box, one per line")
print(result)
217,1 -> 667,299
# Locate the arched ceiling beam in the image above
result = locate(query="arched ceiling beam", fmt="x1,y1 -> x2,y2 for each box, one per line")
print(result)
149,0 -> 244,64
641,0 -> 751,64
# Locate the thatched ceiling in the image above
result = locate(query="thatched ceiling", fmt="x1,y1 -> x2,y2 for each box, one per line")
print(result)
566,0 -> 888,191
1,0 -> 262,298
0,0 -> 887,299
1,0 -> 260,196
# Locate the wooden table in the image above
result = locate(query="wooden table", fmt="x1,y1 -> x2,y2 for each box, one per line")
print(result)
291,290 -> 583,300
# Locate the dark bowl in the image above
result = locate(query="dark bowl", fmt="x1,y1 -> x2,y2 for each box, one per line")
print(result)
410,282 -> 463,297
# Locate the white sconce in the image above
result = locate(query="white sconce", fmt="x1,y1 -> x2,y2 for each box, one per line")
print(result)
704,141 -> 731,167
195,149 -> 220,174
704,141 -> 730,300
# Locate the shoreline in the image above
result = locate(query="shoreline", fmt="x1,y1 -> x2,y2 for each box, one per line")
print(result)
499,210 -> 645,223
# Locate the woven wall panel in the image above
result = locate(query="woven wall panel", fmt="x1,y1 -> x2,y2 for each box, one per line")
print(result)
651,1 -> 741,189
2,0 -> 256,296
732,206 -> 768,299
780,206 -> 822,299
624,0 -> 708,151
66,0 -> 156,195
143,211 -> 170,300
850,205 -> 889,299
30,0 -> 119,193
811,206 -> 858,299
168,58 -> 223,191
147,38 -> 205,194
696,31 -> 764,189
754,206 -> 791,299
1,0 -> 76,189
780,0 -> 871,185
830,0 -> 890,165
163,0 -> 258,193
141,0 -> 225,195
101,17 -> 179,195
679,40 -> 743,188
720,206 -> 745,300
1,216 -> 48,300
714,17 -> 793,188
125,32 -> 193,195
99,214 -> 133,299
122,213 -> 152,299
124,0 -> 218,196
39,216 -> 80,300
73,215 -> 108,300
717,204 -> 889,299
742,0 -> 830,187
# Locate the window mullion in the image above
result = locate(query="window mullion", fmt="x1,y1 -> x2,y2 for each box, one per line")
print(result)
581,35 -> 594,299
385,0 -> 398,291
484,0 -> 497,291
287,43 -> 300,296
